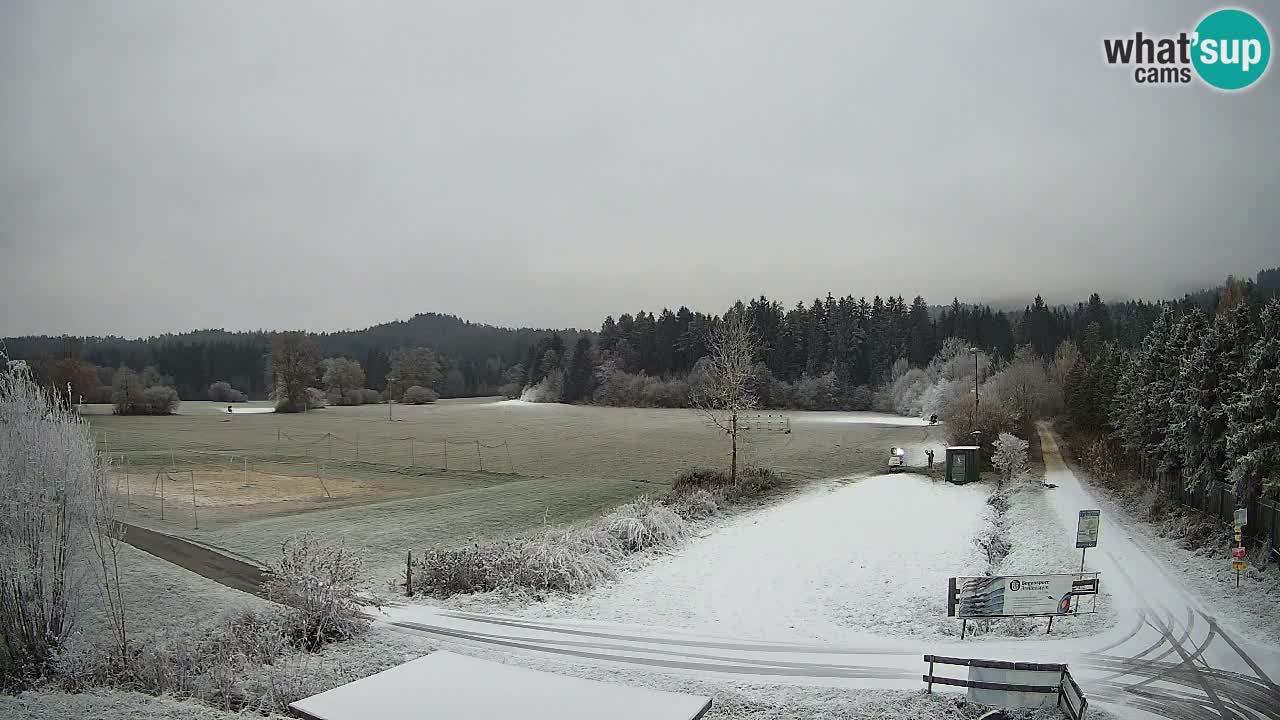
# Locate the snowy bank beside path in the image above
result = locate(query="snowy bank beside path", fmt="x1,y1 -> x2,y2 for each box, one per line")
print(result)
511,474 -> 991,643
972,482 -> 1117,639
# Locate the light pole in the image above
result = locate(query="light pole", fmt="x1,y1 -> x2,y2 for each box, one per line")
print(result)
969,348 -> 980,408
387,376 -> 397,421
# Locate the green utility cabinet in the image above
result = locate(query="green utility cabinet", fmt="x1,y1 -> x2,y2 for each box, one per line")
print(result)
945,446 -> 980,484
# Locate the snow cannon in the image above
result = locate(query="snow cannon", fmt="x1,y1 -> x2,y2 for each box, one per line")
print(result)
888,447 -> 906,471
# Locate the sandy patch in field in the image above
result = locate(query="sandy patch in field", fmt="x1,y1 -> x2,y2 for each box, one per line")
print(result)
113,467 -> 382,508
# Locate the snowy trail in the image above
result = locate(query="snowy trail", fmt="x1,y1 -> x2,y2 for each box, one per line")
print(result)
377,424 -> 1280,718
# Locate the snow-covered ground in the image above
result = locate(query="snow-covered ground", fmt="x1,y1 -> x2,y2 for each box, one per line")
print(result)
450,473 -> 992,643
975,481 -> 1117,639
790,411 -> 934,427
374,425 -> 1280,719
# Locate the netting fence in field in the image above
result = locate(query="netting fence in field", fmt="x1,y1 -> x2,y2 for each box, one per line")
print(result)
703,413 -> 792,434
94,430 -> 518,530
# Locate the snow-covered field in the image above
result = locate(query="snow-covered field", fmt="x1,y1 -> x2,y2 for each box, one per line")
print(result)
479,474 -> 992,642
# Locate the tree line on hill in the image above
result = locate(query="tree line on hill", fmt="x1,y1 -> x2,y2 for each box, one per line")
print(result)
5,270 -> 1276,428
1,313 -> 582,410
1063,273 -> 1280,505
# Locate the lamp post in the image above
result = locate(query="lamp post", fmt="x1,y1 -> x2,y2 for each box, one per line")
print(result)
969,348 -> 980,408
387,376 -> 397,421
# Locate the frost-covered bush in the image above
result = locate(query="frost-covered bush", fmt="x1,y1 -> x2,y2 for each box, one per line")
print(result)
671,467 -> 733,493
889,368 -> 932,416
142,385 -> 181,415
1,369 -> 123,690
594,497 -> 686,552
413,496 -> 689,597
992,432 -> 1030,483
414,534 -> 616,596
207,381 -> 246,403
304,387 -> 328,409
357,388 -> 382,404
520,369 -> 564,403
263,534 -> 369,651
666,488 -> 720,519
400,385 -> 438,405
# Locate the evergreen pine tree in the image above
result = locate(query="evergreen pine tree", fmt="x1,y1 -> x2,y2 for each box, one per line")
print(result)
1226,300 -> 1279,502
563,336 -> 595,403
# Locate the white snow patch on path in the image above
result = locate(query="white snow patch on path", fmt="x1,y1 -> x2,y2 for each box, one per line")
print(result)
517,474 -> 990,643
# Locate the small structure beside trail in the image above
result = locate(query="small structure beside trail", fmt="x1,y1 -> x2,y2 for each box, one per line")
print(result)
945,446 -> 980,484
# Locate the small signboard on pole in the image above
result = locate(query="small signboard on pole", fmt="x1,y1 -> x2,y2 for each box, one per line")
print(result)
1234,508 -> 1247,529
1076,510 -> 1100,572
1232,510 -> 1247,588
1075,510 -> 1100,548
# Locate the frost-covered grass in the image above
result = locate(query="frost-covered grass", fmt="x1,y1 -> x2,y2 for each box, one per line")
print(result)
5,625 -> 432,720
411,496 -> 689,596
92,401 -> 947,588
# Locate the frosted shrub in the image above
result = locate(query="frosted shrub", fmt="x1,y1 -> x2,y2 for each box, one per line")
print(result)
992,432 -> 1030,484
207,381 -> 246,403
667,488 -> 720,519
304,387 -> 328,409
142,385 -> 181,414
400,385 -> 438,404
594,497 -> 686,552
263,534 -> 369,651
520,370 -> 564,403
1,368 -> 123,690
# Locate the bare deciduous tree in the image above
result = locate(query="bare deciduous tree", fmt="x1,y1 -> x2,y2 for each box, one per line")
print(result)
269,333 -> 318,413
693,307 -> 759,484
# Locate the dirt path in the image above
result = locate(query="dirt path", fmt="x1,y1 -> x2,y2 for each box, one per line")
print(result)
121,522 -> 269,598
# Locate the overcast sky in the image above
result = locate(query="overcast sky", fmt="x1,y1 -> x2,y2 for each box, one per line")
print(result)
2,2 -> 1277,337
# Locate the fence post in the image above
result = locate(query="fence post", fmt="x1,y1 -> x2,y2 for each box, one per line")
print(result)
243,456 -> 248,484
406,551 -> 414,596
476,441 -> 483,472
927,657 -> 935,693
410,438 -> 415,467
356,431 -> 359,461
191,470 -> 198,530
443,439 -> 448,471
506,441 -> 514,474
124,454 -> 130,510
159,472 -> 165,520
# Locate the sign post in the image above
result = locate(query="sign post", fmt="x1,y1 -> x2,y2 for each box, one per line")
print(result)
1233,509 -> 1247,589
1076,510 -> 1100,571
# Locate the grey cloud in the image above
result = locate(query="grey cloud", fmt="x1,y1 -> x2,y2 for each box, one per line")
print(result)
2,1 -> 1276,336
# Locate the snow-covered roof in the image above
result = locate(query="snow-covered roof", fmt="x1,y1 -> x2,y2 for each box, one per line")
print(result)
947,445 -> 981,450
289,651 -> 712,720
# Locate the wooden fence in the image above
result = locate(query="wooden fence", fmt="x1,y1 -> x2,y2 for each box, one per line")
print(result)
1140,456 -> 1280,552
923,655 -> 1087,720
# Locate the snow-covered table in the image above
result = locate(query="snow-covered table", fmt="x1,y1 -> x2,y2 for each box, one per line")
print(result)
289,651 -> 713,720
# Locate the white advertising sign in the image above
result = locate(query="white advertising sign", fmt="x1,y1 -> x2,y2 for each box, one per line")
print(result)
950,573 -> 1099,618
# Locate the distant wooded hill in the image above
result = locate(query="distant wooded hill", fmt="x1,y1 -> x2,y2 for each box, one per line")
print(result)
4,268 -> 1275,403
